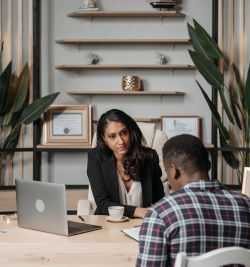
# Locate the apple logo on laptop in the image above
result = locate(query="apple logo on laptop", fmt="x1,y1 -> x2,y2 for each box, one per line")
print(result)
35,199 -> 45,212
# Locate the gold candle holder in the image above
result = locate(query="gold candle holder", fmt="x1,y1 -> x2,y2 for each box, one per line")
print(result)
122,76 -> 142,91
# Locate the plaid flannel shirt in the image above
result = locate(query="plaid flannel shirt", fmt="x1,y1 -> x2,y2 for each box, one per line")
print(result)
136,180 -> 250,267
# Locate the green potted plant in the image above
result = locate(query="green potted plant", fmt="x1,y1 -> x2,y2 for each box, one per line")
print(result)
187,19 -> 250,185
0,43 -> 59,184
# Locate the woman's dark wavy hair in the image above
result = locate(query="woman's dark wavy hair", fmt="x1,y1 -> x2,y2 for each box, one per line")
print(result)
96,109 -> 147,181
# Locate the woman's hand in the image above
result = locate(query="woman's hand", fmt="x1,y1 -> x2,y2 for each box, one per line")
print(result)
133,207 -> 148,218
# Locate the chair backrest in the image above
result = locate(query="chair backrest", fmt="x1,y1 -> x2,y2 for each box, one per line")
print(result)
242,167 -> 250,197
87,184 -> 97,212
174,247 -> 250,267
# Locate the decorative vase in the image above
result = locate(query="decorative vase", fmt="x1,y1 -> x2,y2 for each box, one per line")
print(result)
122,76 -> 142,91
81,0 -> 96,8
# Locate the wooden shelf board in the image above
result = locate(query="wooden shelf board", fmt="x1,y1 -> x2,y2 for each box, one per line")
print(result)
68,11 -> 185,18
93,118 -> 161,123
204,143 -> 214,149
37,144 -> 92,149
56,64 -> 195,70
55,39 -> 190,45
67,91 -> 185,96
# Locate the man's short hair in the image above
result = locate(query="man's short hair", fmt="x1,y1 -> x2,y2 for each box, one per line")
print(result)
162,134 -> 210,174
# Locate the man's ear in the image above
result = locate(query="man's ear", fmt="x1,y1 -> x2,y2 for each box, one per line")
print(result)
174,168 -> 181,179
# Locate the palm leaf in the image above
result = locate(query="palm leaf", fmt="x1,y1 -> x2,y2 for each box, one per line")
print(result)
3,92 -> 59,150
217,86 -> 234,124
0,115 -> 3,126
189,50 -> 223,88
0,42 -> 3,74
11,63 -> 29,113
187,23 -> 209,59
220,136 -> 239,169
2,111 -> 21,149
4,74 -> 19,114
243,63 -> 250,111
18,92 -> 59,125
190,51 -> 234,123
229,91 -> 242,130
0,62 -> 12,115
231,64 -> 244,96
196,81 -> 229,140
193,19 -> 224,60
2,126 -> 21,154
1,112 -> 12,126
229,65 -> 243,130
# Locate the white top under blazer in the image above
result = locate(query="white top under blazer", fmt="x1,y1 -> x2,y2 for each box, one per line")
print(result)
117,172 -> 143,207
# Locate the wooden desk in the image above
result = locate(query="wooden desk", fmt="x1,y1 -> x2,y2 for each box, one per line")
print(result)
0,215 -> 142,267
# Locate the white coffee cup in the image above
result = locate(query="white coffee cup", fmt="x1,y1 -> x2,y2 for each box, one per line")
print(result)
108,206 -> 124,220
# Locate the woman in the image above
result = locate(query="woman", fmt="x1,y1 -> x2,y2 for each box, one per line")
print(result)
87,109 -> 164,218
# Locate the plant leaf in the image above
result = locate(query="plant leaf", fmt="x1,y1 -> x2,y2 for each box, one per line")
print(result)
231,64 -> 244,96
1,112 -> 12,126
4,74 -> 18,113
189,51 -> 234,123
2,126 -> 21,153
11,63 -> 29,112
0,62 -> 12,115
18,92 -> 59,126
187,23 -> 209,60
196,81 -> 229,140
220,136 -> 239,169
230,92 -> 242,130
229,65 -> 243,130
0,115 -> 3,126
0,42 -> 3,74
243,63 -> 250,111
193,19 -> 224,60
189,50 -> 223,88
218,85 -> 234,124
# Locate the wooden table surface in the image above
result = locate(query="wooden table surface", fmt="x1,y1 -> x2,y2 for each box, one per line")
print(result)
0,215 -> 142,267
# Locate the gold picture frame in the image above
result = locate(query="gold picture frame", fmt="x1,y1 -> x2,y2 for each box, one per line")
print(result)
41,104 -> 92,148
161,116 -> 201,139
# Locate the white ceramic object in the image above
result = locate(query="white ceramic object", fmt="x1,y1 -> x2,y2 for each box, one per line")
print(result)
105,216 -> 128,223
81,0 -> 96,9
108,206 -> 124,220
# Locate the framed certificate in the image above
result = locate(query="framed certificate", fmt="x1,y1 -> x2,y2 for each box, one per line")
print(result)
41,104 -> 92,147
161,116 -> 201,139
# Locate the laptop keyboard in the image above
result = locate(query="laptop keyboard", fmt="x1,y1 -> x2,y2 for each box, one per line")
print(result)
68,220 -> 84,229
67,220 -> 102,236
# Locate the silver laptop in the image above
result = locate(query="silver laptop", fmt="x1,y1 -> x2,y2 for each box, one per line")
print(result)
15,179 -> 102,236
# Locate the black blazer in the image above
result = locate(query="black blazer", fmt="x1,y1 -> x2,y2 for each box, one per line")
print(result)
87,147 -> 165,218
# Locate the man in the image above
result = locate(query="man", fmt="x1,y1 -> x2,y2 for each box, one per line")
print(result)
136,134 -> 250,267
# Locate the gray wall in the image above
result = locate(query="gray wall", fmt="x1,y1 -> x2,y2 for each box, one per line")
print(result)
40,0 -> 213,185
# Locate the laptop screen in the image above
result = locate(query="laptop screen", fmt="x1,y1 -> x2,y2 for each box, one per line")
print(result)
16,179 -> 69,235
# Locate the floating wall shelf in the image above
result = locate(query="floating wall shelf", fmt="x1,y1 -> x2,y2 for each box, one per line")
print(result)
55,64 -> 195,70
67,11 -> 185,18
93,118 -> 161,123
67,91 -> 185,96
55,39 -> 191,45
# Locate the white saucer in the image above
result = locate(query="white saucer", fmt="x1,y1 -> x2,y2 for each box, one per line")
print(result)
105,216 -> 129,223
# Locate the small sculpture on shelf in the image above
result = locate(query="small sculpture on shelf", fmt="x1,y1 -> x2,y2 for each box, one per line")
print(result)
156,52 -> 168,65
81,0 -> 97,9
85,52 -> 100,65
79,0 -> 99,12
149,0 -> 177,10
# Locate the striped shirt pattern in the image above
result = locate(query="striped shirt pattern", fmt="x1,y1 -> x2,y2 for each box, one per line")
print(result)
136,180 -> 250,267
